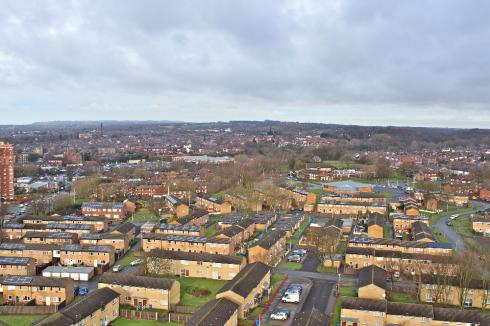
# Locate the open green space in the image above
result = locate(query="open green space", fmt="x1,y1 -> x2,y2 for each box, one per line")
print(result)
112,318 -> 181,326
387,291 -> 418,304
279,262 -> 303,270
168,276 -> 227,307
0,315 -> 46,326
451,214 -> 473,237
429,205 -> 474,224
330,299 -> 342,326
432,229 -> 449,243
118,250 -> 138,267
383,224 -> 391,239
339,282 -> 357,297
132,207 -> 159,223
316,264 -> 339,273
271,273 -> 286,288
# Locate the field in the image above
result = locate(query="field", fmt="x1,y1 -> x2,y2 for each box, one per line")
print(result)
339,282 -> 357,297
0,315 -> 46,326
117,250 -> 138,267
169,276 -> 227,307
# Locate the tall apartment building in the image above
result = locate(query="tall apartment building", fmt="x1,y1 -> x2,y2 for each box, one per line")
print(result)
0,141 -> 14,202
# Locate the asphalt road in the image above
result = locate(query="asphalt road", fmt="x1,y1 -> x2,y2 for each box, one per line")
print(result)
302,278 -> 336,315
434,200 -> 490,252
300,253 -> 320,272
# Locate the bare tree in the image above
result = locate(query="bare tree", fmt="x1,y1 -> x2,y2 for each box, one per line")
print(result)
142,250 -> 173,276
455,251 -> 478,309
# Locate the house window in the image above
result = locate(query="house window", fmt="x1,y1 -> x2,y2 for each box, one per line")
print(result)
464,298 -> 473,307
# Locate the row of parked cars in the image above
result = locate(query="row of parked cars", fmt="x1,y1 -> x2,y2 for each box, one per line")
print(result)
287,248 -> 307,262
270,283 -> 305,321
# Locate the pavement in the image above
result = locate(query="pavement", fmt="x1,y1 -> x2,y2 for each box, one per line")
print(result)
434,200 -> 490,252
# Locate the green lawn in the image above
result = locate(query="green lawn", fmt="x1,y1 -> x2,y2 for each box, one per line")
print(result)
383,224 -> 391,239
432,228 -> 449,243
387,291 -> 418,303
451,214 -> 473,237
339,282 -> 357,297
112,318 -> 181,325
330,299 -> 342,326
169,276 -> 227,307
132,208 -> 159,223
279,262 -> 303,270
323,160 -> 352,169
429,205 -> 474,224
0,315 -> 46,326
118,250 -> 138,267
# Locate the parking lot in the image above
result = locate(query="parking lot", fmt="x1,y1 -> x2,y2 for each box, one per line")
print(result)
261,277 -> 312,326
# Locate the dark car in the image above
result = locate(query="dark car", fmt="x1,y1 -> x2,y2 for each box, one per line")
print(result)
446,221 -> 453,226
78,287 -> 89,296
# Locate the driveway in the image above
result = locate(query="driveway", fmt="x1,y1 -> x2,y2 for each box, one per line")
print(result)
300,253 -> 320,272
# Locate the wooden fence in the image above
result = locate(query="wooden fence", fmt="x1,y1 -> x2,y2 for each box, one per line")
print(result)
120,308 -> 193,323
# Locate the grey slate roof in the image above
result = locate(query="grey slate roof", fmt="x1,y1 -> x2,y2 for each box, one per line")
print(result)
185,298 -> 239,326
99,273 -> 176,290
217,262 -> 270,298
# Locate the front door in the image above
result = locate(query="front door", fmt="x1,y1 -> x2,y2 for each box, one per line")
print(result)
46,297 -> 51,306
212,272 -> 219,280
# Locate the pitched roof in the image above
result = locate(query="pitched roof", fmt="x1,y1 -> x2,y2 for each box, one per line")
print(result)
217,225 -> 243,238
99,273 -> 176,290
111,222 -> 135,234
341,296 -> 386,312
217,262 -> 270,298
368,214 -> 384,227
387,301 -> 432,318
252,230 -> 286,250
185,298 -> 239,326
358,265 -> 387,290
35,288 -> 120,326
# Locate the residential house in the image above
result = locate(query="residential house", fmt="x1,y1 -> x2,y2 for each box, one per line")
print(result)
0,243 -> 59,266
99,273 -> 180,310
185,298 -> 239,326
22,232 -> 78,245
60,244 -> 116,268
195,195 -> 232,214
145,250 -> 245,280
81,202 -> 127,220
216,262 -> 271,319
142,234 -> 233,255
247,230 -> 287,266
358,265 -> 387,300
367,215 -> 385,239
172,210 -> 209,226
0,257 -> 36,276
0,275 -> 74,306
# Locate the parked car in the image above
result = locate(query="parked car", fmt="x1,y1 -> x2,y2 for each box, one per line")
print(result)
270,308 -> 290,320
292,249 -> 307,256
287,254 -> 301,262
130,259 -> 143,266
282,292 -> 300,303
446,220 -> 453,226
450,214 -> 458,220
112,264 -> 123,272
78,287 -> 89,296
287,284 -> 303,294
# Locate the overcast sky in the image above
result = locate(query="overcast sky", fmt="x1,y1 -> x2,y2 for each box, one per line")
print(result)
1,0 -> 490,127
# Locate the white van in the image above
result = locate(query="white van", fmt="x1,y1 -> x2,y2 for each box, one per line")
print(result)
282,292 -> 300,303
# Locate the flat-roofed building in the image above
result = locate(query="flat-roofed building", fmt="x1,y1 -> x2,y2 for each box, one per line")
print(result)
79,233 -> 129,256
60,244 -> 115,268
81,202 -> 127,220
155,224 -> 203,236
248,230 -> 287,266
146,250 -> 246,280
142,233 -> 233,255
99,273 -> 180,310
185,298 -> 239,326
0,257 -> 36,276
0,243 -> 60,266
21,215 -> 109,233
216,262 -> 271,319
23,232 -> 78,245
34,287 -> 120,326
323,180 -> 374,194
42,266 -> 95,281
0,275 -> 74,306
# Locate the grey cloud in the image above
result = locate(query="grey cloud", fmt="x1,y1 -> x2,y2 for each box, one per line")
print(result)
1,0 -> 490,127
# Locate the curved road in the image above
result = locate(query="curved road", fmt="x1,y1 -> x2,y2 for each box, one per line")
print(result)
434,200 -> 490,252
